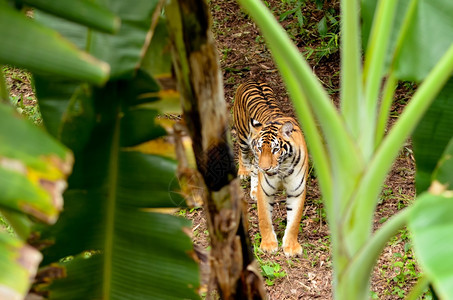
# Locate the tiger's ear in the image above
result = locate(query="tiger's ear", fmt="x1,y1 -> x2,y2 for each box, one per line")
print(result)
281,121 -> 294,138
249,118 -> 262,135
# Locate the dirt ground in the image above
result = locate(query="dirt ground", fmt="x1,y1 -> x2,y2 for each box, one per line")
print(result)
183,0 -> 422,299
3,2 -> 421,298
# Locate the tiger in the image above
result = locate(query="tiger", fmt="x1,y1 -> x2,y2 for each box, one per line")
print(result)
233,81 -> 308,256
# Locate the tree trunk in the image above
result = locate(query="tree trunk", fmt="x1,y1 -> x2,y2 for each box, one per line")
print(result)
166,0 -> 267,299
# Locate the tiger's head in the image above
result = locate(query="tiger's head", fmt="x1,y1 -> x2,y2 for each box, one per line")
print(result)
249,119 -> 295,176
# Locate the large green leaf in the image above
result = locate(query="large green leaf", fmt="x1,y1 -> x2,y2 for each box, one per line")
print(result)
0,232 -> 42,299
0,103 -> 72,299
362,0 -> 453,81
37,149 -> 185,264
141,17 -> 174,79
432,139 -> 453,187
31,1 -> 200,295
0,104 -> 73,223
18,0 -> 120,33
409,131 -> 453,299
394,0 -> 453,81
412,78 -> 453,193
33,82 -> 199,298
40,213 -> 198,299
0,1 -> 109,84
35,0 -> 161,79
139,16 -> 182,114
409,192 -> 453,299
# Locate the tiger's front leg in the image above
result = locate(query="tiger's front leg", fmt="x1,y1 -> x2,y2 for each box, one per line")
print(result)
282,174 -> 307,256
249,166 -> 258,201
237,147 -> 251,179
238,147 -> 259,201
257,172 -> 278,253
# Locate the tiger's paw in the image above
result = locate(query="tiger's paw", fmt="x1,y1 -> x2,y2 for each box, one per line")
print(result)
282,240 -> 302,257
260,239 -> 278,253
238,168 -> 250,180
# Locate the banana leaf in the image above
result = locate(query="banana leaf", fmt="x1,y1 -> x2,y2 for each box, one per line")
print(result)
409,148 -> 453,299
33,80 -> 199,300
31,0 -> 200,298
18,0 -> 120,33
412,78 -> 453,193
362,0 -> 453,82
0,104 -> 72,224
0,103 -> 72,299
363,0 -> 453,298
0,233 -> 42,300
0,0 -> 109,85
34,0 -> 161,79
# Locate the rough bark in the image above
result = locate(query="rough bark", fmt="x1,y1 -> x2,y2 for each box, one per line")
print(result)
166,0 -> 267,299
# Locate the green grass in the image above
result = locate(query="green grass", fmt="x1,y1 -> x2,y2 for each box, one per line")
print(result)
9,94 -> 42,125
379,181 -> 414,206
2,65 -> 41,125
221,47 -> 232,61
370,227 -> 438,299
276,0 -> 340,65
2,65 -> 33,88
260,261 -> 287,286
251,234 -> 288,286
0,214 -> 15,236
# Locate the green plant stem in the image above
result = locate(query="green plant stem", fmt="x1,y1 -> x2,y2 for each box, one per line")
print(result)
0,66 -> 9,103
237,0 -> 359,162
339,0 -> 362,141
363,0 -> 397,155
375,0 -> 418,147
405,275 -> 429,300
270,49 -> 343,272
340,206 -> 410,299
375,73 -> 397,147
237,0 -> 363,211
390,0 -> 418,68
271,49 -> 333,207
238,0 -> 367,280
349,44 -> 453,260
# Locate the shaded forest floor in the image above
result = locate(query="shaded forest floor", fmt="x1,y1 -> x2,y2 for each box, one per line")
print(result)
1,1 -> 427,299
181,0 -> 427,299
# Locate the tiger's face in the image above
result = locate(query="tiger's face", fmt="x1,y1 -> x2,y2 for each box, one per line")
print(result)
250,119 -> 294,176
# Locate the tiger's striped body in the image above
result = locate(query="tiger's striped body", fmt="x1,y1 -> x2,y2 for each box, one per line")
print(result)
233,81 -> 308,256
